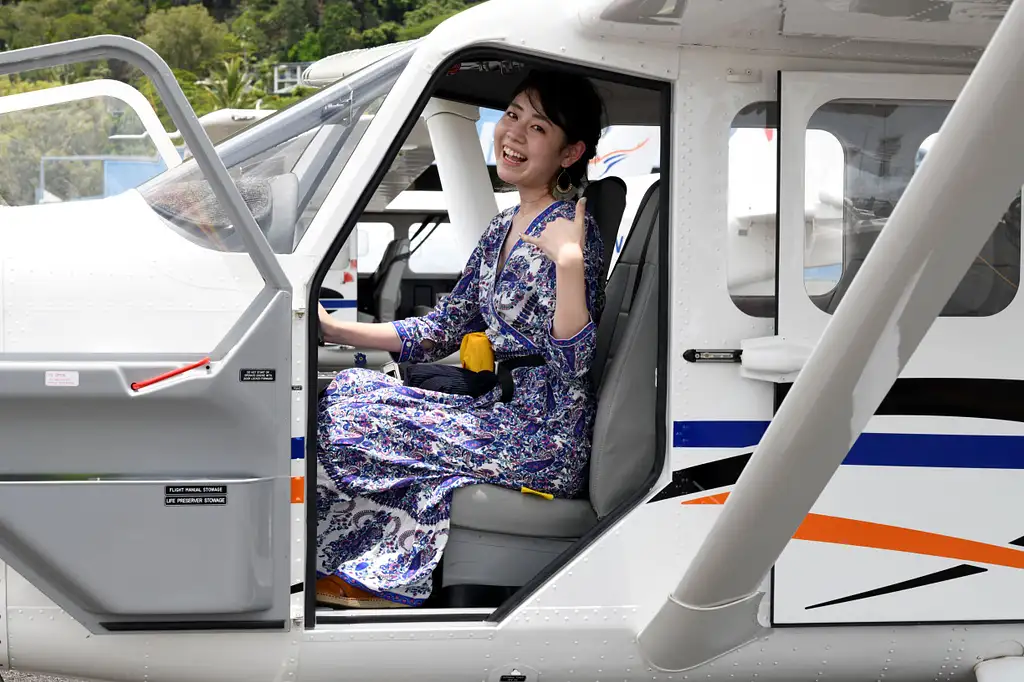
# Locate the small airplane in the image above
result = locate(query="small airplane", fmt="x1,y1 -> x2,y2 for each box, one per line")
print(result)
0,0 -> 1023,680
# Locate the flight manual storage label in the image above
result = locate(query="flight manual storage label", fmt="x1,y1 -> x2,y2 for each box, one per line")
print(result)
165,485 -> 228,506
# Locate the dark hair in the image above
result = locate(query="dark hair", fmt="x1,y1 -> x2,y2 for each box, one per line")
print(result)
509,69 -> 605,191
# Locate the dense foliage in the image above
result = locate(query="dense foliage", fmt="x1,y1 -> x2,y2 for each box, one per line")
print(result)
0,0 -> 477,204
0,0 -> 477,119
0,0 -> 476,63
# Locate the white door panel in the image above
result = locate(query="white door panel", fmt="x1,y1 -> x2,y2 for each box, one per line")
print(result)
0,36 -> 293,634
772,71 -> 1024,625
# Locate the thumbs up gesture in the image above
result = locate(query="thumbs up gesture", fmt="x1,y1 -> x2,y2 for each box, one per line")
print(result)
522,197 -> 587,267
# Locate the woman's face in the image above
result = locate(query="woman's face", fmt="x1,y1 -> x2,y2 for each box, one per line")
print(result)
494,89 -> 585,194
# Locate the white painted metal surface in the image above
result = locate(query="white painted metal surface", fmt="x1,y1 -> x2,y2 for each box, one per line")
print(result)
0,191 -> 264,355
640,0 -> 1024,671
0,0 -> 1022,680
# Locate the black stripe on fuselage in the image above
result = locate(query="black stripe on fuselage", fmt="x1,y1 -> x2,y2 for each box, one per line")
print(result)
804,565 -> 989,610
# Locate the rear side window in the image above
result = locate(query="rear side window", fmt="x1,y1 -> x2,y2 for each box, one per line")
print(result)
726,100 -> 1021,318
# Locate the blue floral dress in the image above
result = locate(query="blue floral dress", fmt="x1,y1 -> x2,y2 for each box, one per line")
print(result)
315,199 -> 605,606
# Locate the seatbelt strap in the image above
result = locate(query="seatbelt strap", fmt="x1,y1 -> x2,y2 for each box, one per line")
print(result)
496,354 -> 545,402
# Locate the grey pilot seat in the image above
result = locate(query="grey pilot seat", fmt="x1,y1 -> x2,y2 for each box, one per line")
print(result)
440,179 -> 660,607
357,236 -> 411,324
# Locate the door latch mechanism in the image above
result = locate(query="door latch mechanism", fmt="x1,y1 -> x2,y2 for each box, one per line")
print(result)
682,337 -> 813,384
683,349 -> 742,363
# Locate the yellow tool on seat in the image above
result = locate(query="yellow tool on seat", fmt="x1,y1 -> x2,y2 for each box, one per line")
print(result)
460,331 -> 495,373
520,486 -> 554,500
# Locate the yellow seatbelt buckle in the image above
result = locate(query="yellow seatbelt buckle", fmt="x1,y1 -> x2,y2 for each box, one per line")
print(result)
520,486 -> 553,500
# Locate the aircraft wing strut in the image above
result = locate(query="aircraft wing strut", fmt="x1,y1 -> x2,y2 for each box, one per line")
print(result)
638,0 -> 1024,671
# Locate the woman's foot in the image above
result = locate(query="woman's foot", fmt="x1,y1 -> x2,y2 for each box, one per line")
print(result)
315,575 -> 412,609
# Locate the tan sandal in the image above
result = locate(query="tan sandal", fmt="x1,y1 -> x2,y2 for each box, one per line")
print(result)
315,575 -> 412,609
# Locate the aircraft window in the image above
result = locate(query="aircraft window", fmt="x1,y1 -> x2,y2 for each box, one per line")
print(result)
138,45 -> 413,255
809,99 -> 1021,317
355,222 -> 396,273
0,96 -> 164,206
727,102 -> 843,316
727,118 -> 779,311
802,133 -> 845,296
589,124 -> 661,181
727,99 -> 1022,318
409,222 -> 466,275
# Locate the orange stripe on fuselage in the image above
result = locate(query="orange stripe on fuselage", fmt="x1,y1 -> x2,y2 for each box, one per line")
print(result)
681,490 -> 1024,570
683,491 -> 732,505
681,491 -> 733,505
291,477 -> 305,503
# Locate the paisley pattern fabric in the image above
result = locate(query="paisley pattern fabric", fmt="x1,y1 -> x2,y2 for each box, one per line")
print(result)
315,199 -> 605,606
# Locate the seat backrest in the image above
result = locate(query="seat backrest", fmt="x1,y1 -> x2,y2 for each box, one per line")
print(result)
590,180 -> 660,388
583,176 -> 628,283
588,180 -> 661,518
374,237 -> 410,322
371,239 -> 402,288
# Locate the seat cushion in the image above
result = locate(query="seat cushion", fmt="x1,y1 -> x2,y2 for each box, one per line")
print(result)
450,484 -> 597,539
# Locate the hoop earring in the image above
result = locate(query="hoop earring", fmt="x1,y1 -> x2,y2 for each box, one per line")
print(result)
554,169 -> 574,197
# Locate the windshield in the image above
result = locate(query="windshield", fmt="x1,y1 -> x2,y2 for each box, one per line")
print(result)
138,43 -> 414,254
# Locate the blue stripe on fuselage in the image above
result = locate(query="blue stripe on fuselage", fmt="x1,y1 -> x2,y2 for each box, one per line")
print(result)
673,420 -> 1024,469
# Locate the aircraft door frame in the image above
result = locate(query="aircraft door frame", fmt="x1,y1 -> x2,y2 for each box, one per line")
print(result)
771,71 -> 1024,626
0,36 -> 295,634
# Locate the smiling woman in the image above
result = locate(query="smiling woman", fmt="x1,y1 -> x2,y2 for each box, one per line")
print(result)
313,69 -> 608,610
496,70 -> 603,203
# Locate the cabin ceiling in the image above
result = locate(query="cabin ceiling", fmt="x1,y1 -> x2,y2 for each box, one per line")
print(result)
433,60 -> 663,128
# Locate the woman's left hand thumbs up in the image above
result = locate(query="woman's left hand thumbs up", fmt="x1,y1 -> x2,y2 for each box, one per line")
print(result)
522,196 -> 587,267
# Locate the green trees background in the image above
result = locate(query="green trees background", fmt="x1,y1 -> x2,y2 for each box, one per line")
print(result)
0,0 -> 478,204
0,0 -> 479,125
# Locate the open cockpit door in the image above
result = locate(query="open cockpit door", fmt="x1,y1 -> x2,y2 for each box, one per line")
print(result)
770,71 -> 1024,625
0,36 -> 293,633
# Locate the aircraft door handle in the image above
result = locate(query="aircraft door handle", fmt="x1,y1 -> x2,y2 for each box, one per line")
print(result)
683,349 -> 742,363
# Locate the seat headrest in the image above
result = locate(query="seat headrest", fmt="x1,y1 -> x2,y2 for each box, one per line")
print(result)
583,177 -> 628,282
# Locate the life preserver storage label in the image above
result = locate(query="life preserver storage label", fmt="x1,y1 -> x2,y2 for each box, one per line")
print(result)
165,485 -> 227,506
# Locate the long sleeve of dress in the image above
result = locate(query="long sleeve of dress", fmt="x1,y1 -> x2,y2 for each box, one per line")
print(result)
541,212 -> 605,381
391,226 -> 489,364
